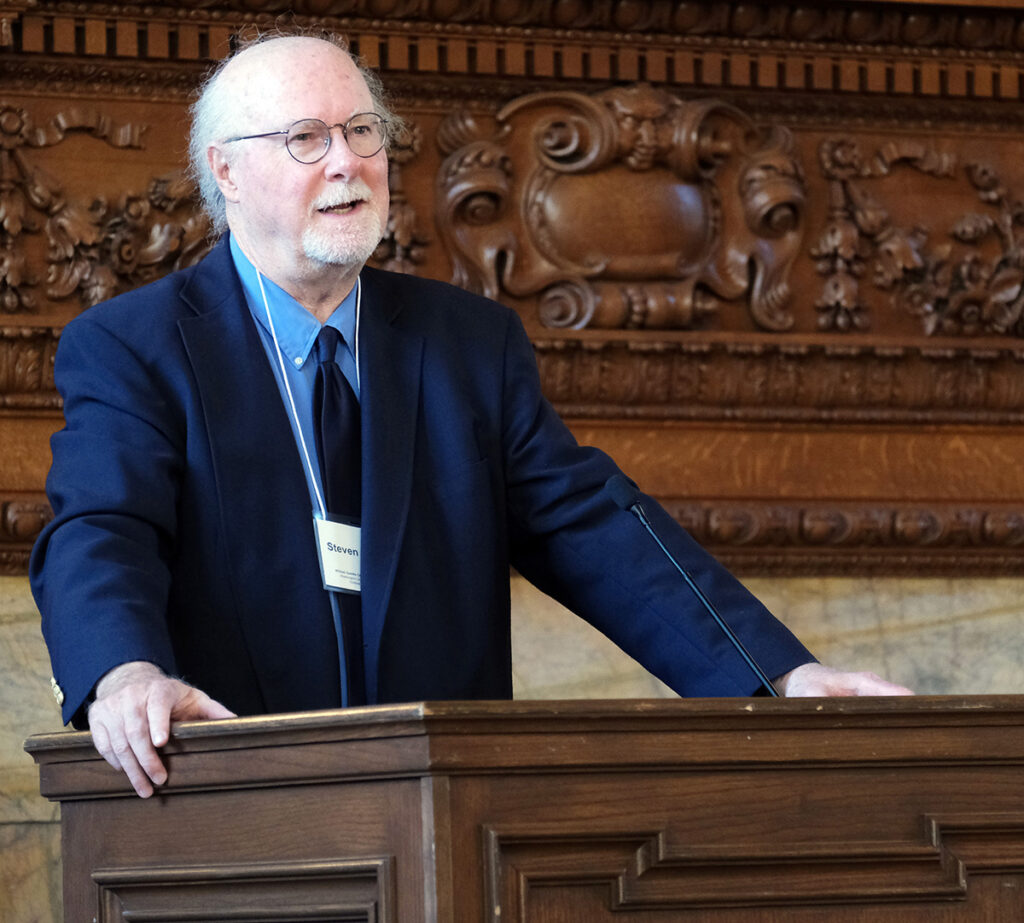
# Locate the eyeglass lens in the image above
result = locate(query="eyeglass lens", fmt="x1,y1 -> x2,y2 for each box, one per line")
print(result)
286,115 -> 386,163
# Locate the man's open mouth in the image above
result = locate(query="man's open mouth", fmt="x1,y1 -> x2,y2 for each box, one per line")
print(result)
319,201 -> 361,214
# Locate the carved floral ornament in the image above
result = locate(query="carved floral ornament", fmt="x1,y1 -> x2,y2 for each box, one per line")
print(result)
433,80 -> 1024,342
371,119 -> 430,274
0,104 -> 212,314
0,102 -> 430,318
813,139 -> 1024,339
437,83 -> 806,331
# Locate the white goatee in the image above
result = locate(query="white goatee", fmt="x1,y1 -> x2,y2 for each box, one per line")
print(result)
303,179 -> 385,268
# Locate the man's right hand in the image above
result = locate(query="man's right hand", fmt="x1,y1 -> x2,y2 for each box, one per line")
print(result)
87,660 -> 236,798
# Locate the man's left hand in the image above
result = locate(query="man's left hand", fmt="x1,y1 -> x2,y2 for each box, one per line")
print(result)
775,662 -> 914,697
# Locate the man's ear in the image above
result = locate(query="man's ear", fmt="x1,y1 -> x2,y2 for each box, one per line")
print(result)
208,144 -> 240,203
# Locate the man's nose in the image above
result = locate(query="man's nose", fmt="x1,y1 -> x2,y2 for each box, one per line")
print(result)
321,125 -> 364,175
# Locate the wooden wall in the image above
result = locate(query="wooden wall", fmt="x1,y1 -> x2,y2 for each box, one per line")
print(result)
3,0 -> 1024,578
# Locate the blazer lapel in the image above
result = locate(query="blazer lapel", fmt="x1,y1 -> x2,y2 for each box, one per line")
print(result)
175,239 -> 341,709
357,269 -> 423,702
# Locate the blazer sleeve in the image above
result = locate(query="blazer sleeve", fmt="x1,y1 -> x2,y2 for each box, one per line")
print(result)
499,312 -> 814,696
30,313 -> 182,727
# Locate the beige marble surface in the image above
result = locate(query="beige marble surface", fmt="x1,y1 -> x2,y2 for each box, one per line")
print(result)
4,572 -> 1024,922
1,576 -> 63,923
0,822 -> 62,923
1,579 -> 63,819
511,574 -> 1024,698
746,576 -> 1024,696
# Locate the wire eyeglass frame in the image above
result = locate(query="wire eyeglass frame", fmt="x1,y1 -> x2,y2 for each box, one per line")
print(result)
224,113 -> 388,163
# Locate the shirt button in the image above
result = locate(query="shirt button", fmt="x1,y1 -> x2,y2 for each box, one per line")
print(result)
294,357 -> 302,366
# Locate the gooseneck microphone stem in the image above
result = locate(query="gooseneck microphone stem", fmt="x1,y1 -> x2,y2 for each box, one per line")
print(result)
605,475 -> 780,697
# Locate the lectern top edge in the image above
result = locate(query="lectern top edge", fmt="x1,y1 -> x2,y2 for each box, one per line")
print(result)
24,694 -> 1024,758
23,695 -> 1024,802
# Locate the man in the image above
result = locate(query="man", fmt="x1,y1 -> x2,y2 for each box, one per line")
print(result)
30,33 -> 910,799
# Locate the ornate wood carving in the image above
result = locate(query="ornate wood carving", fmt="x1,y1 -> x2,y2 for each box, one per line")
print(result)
438,86 -> 805,331
0,105 -> 210,313
814,139 -> 1024,339
535,338 -> 1024,423
373,119 -> 430,274
666,499 -> 1024,576
2,0 -> 1024,576
0,104 -> 428,316
1,494 -> 51,575
5,490 -> 1021,577
0,326 -> 57,405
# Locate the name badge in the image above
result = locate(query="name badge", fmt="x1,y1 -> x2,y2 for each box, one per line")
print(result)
313,516 -> 361,594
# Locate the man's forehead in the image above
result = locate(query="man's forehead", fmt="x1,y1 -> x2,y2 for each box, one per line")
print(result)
231,35 -> 349,65
224,38 -> 361,93
223,40 -> 371,118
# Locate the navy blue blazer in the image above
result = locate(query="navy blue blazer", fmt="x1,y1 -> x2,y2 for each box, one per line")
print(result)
31,236 -> 812,727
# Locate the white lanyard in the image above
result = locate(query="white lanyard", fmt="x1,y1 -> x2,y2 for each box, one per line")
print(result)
254,269 -> 362,521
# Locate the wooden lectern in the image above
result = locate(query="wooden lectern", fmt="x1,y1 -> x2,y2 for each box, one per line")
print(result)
25,697 -> 1024,921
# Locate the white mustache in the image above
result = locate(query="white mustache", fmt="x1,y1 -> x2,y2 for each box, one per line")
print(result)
312,180 -> 373,210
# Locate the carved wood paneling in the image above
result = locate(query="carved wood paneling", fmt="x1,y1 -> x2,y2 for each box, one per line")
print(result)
94,857 -> 393,922
536,336 -> 1024,422
484,822 -> 1024,915
0,112 -> 209,316
2,0 -> 1024,575
31,700 -> 1024,921
666,499 -> 1024,577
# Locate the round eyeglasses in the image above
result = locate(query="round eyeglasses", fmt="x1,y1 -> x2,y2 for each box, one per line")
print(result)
224,113 -> 388,164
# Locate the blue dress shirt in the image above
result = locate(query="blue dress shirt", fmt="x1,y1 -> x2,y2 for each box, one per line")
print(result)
230,236 -> 360,514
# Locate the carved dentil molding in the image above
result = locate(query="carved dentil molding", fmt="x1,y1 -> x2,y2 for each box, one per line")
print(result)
11,1 -> 1024,52
6,3 -> 1024,116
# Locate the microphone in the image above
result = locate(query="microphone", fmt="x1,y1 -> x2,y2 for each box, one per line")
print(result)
603,474 -> 780,697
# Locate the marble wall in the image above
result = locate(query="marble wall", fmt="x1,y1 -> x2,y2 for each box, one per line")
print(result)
1,576 -> 63,923
4,572 -> 1024,922
511,574 -> 1024,699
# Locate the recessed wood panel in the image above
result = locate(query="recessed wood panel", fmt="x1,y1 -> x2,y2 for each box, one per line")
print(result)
94,858 -> 392,922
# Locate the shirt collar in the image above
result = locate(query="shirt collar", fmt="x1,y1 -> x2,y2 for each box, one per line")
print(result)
229,234 -> 359,370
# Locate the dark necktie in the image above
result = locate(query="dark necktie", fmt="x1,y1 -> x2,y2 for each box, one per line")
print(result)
312,325 -> 366,706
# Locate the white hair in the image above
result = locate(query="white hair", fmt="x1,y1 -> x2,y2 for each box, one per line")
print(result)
187,30 -> 400,236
